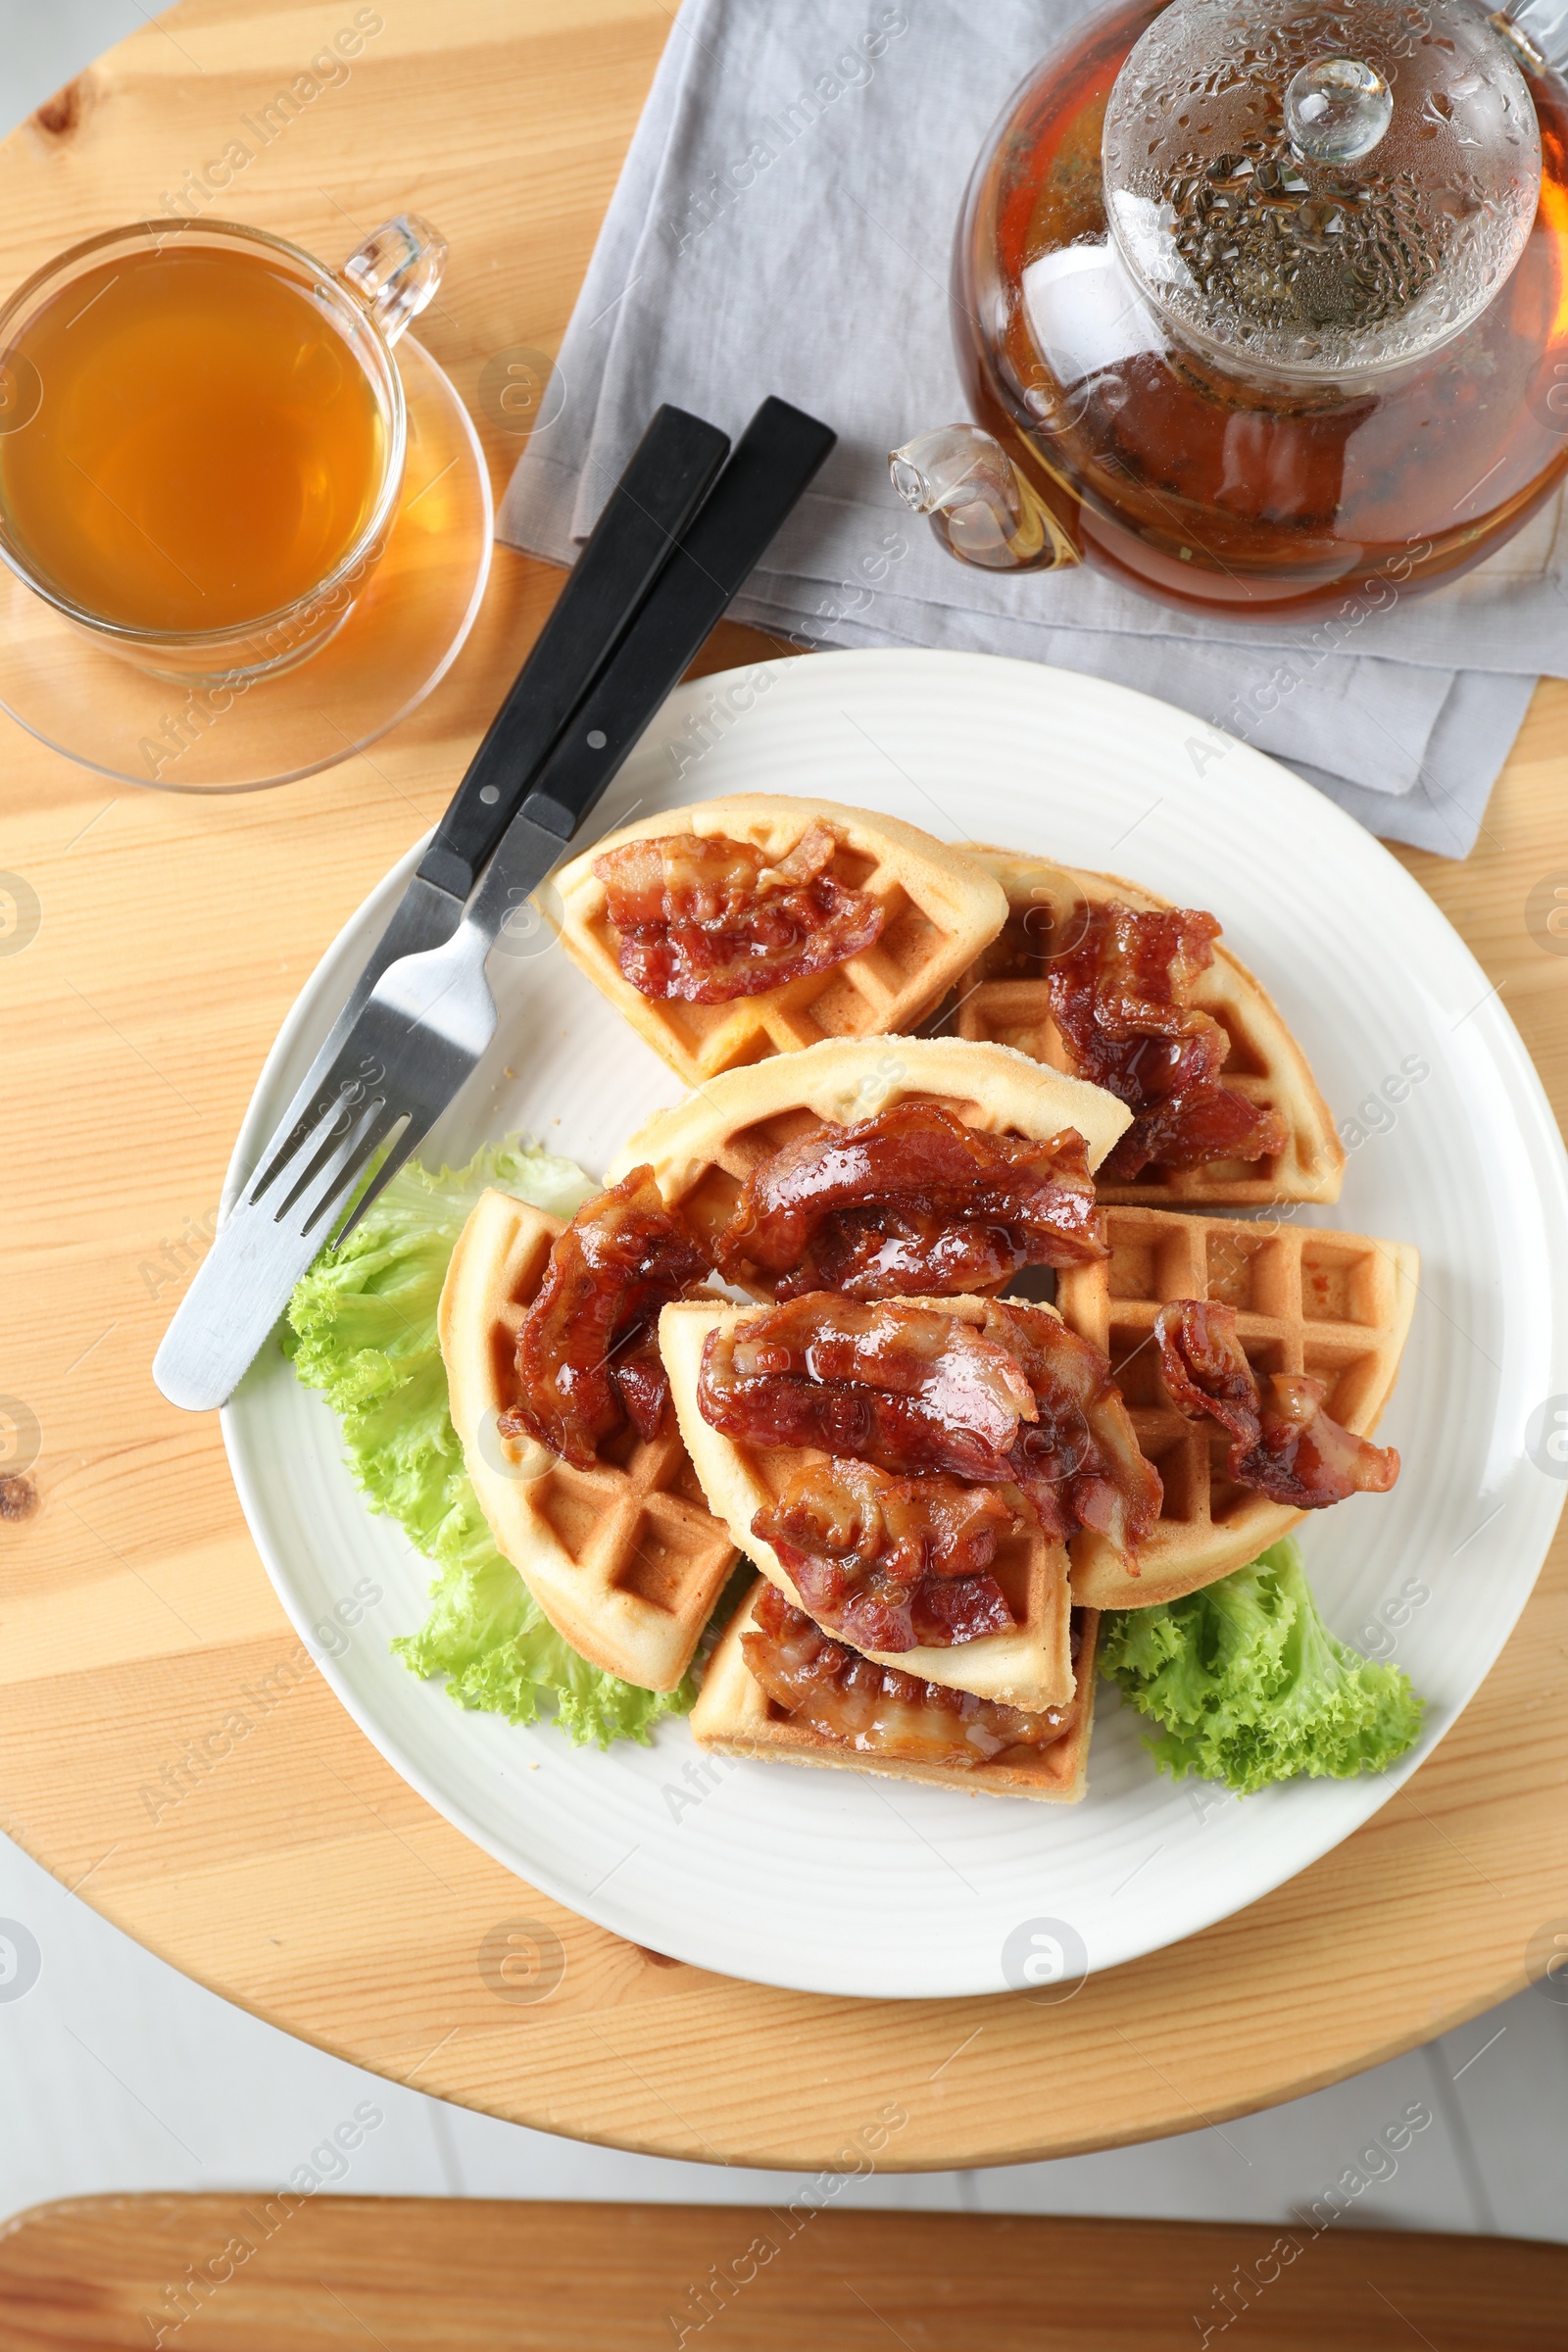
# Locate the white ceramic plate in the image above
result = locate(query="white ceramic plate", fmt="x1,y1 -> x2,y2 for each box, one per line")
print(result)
222,649 -> 1568,1999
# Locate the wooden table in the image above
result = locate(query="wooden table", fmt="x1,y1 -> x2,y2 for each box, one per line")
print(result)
1,0 -> 1565,2175
6,2197 -> 1567,2349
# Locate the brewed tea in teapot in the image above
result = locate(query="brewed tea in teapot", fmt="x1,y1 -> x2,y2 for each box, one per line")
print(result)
893,0 -> 1568,618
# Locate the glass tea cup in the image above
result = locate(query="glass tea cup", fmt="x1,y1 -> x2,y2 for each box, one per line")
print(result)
0,213 -> 447,685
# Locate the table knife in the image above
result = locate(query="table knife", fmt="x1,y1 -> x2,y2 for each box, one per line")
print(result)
155,397 -> 835,1411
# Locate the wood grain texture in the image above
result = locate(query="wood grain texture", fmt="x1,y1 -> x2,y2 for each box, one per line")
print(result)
4,2195 -> 1566,2350
0,0 -> 1564,2172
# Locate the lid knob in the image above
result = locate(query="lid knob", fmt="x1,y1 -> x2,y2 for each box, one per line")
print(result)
1284,56 -> 1393,165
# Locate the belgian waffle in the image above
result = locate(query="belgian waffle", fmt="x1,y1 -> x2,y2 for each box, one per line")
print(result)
690,1579 -> 1099,1802
439,1188 -> 738,1691
551,795 -> 1008,1087
1055,1204 -> 1418,1609
660,1296 -> 1077,1711
607,1033 -> 1131,1279
949,846 -> 1345,1206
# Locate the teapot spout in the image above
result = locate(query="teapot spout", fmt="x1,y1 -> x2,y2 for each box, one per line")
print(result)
889,424 -> 1079,572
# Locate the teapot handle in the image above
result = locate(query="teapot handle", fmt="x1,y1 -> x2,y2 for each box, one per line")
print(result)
890,425 -> 1079,573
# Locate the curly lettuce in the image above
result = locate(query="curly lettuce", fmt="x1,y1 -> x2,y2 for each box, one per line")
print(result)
282,1138 -> 695,1747
1099,1540 -> 1425,1794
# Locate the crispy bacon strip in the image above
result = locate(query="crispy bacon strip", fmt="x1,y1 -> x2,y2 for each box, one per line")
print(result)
741,1582 -> 1078,1765
701,1295 -> 1036,1484
699,1294 -> 1160,1558
753,1455 -> 1018,1652
1154,1298 -> 1399,1507
715,1101 -> 1106,1299
1049,901 -> 1288,1178
501,1166 -> 710,1469
991,1298 -> 1161,1556
593,822 -> 883,1004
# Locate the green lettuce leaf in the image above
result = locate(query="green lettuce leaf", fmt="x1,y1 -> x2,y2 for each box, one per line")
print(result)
1099,1539 -> 1425,1795
282,1138 -> 696,1747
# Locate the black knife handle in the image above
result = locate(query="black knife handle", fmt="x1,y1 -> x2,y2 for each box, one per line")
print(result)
514,397 -> 836,843
416,403 -> 730,901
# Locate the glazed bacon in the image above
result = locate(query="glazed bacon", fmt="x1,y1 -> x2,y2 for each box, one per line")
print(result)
1049,901 -> 1288,1178
1155,1299 -> 1399,1508
753,1455 -> 1019,1651
994,1298 -> 1161,1555
593,822 -> 883,1004
715,1101 -> 1106,1299
699,1295 -> 1035,1484
698,1294 -> 1160,1558
741,1583 -> 1077,1766
501,1166 -> 710,1469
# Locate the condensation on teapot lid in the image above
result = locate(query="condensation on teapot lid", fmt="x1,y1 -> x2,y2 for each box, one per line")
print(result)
1102,0 -> 1542,380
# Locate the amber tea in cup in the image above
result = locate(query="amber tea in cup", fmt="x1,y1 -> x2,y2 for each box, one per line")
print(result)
0,246 -> 386,633
0,215 -> 446,682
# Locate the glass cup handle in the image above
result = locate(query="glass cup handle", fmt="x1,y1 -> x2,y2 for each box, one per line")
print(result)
338,214 -> 449,346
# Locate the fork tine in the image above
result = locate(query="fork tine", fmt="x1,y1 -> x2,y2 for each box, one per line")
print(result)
327,1111 -> 432,1250
302,1100 -> 411,1239
251,1072 -> 365,1203
251,1034 -> 393,1204
248,1102 -> 327,1205
272,1092 -> 382,1223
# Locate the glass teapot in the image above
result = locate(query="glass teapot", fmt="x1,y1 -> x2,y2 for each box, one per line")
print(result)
891,0 -> 1568,617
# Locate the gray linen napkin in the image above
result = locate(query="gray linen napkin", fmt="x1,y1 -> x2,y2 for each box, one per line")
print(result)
498,0 -> 1567,857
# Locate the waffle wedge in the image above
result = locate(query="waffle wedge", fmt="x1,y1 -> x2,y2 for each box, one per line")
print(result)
552,795 -> 1008,1086
660,1296 -> 1077,1711
1056,1204 -> 1418,1609
950,846 -> 1344,1206
439,1188 -> 738,1691
608,1033 -> 1131,1279
691,1579 -> 1098,1802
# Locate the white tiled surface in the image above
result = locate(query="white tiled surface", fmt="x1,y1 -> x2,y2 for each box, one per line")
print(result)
4,0 -> 1568,2243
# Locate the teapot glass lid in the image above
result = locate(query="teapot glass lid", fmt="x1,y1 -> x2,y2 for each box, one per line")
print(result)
1102,0 -> 1543,380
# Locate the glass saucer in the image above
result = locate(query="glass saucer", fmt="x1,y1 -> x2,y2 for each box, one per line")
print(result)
0,336 -> 492,792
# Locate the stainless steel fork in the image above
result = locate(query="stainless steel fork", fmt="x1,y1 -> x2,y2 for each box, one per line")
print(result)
249,809 -> 566,1246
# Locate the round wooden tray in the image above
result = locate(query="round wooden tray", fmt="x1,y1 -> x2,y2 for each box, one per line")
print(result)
1,0 -> 1564,2172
